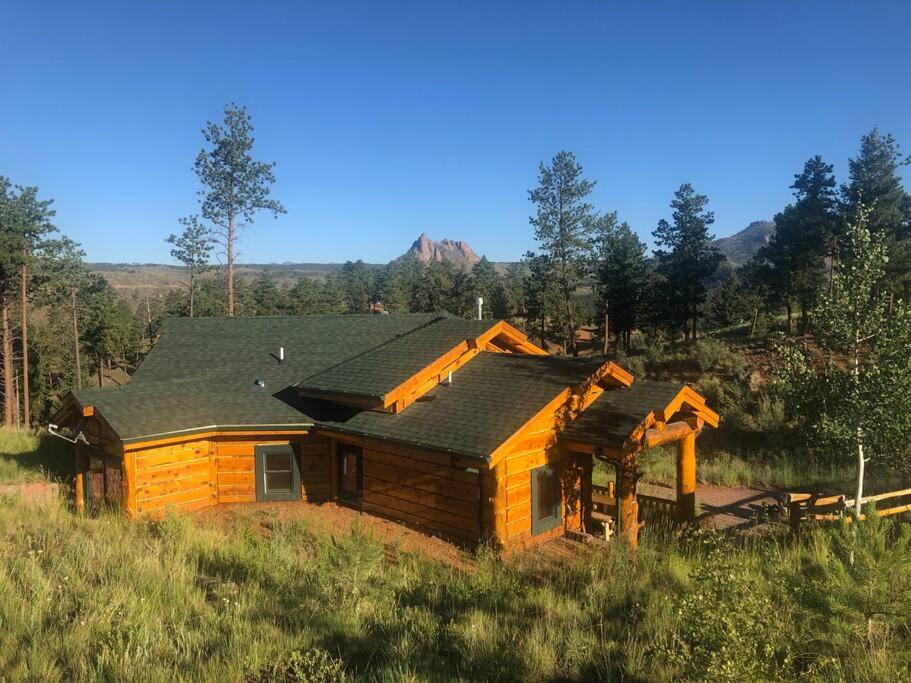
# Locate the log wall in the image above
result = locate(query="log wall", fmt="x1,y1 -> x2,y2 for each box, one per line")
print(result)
124,431 -> 331,516
330,435 -> 483,544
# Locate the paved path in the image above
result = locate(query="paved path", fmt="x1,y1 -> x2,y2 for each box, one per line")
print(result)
639,482 -> 781,530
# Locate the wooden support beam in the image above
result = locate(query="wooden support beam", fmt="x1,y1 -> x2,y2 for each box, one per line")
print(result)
676,431 -> 696,523
618,452 -> 640,551
644,421 -> 694,449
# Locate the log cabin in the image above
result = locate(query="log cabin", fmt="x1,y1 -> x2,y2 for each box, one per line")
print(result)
52,313 -> 718,551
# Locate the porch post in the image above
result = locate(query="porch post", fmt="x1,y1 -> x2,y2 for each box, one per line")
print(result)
581,454 -> 593,533
676,431 -> 697,523
618,452 -> 639,551
74,443 -> 86,514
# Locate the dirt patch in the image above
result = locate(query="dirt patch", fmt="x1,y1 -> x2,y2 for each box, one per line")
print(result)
0,482 -> 60,504
192,501 -> 475,569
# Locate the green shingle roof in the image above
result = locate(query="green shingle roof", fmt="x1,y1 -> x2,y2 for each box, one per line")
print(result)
72,313 -> 444,440
311,353 -> 606,460
560,379 -> 686,450
295,317 -> 498,401
68,313 -> 631,460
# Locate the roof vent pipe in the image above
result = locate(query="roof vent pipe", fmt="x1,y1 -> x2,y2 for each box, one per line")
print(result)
475,296 -> 484,320
279,347 -> 284,363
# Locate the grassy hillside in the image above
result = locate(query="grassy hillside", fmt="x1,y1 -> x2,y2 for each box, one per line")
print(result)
1,429 -> 910,681
90,262 -> 385,303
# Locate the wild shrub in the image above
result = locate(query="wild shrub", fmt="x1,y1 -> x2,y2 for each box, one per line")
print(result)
248,647 -> 346,682
659,528 -> 792,682
692,337 -> 731,372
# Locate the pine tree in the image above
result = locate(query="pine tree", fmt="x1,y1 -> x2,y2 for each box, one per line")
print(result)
166,215 -> 213,318
653,183 -> 723,342
529,151 -> 596,355
591,213 -> 649,352
757,157 -> 837,334
523,251 -> 563,350
194,103 -> 285,316
470,256 -> 500,318
252,271 -> 285,315
841,129 -> 911,298
339,260 -> 375,313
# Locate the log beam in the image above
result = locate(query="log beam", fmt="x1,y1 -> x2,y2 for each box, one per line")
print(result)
644,421 -> 693,449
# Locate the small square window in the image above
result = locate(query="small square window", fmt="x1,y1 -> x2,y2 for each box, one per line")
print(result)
255,445 -> 300,502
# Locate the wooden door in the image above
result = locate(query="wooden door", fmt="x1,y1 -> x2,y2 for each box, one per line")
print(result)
337,443 -> 362,505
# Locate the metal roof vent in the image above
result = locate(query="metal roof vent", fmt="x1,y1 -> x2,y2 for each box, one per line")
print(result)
279,347 -> 285,363
254,379 -> 266,391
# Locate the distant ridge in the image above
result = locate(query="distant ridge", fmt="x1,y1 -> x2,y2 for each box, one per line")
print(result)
404,233 -> 480,268
712,220 -> 775,265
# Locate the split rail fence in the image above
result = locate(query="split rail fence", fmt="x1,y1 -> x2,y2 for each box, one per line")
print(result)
785,486 -> 911,537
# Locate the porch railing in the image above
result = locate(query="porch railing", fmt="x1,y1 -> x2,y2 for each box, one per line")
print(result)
590,483 -> 676,529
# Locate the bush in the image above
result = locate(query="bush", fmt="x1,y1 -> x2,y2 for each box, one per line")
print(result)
251,648 -> 347,682
693,338 -> 731,372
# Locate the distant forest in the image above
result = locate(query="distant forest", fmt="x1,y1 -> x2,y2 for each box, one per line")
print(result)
1,102 -> 909,428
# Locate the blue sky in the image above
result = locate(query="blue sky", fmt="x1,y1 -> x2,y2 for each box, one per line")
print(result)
2,1 -> 909,264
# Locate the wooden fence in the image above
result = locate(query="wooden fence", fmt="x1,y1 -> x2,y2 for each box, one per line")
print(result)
785,486 -> 911,537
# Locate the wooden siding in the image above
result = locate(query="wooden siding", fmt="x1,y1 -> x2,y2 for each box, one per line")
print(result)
213,434 -> 331,504
488,383 -> 608,552
297,437 -> 332,501
331,436 -> 483,544
123,431 -> 331,515
131,438 -> 214,515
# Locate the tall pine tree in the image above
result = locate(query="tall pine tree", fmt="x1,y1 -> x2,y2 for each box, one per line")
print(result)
841,129 -> 911,298
591,213 -> 650,352
194,103 -> 285,316
528,151 -> 596,356
652,183 -> 723,342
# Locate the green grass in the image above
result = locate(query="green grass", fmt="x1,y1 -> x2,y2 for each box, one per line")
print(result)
1,490 -> 910,680
2,430 -> 910,680
0,428 -> 74,484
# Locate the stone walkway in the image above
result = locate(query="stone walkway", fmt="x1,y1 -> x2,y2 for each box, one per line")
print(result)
639,482 -> 781,530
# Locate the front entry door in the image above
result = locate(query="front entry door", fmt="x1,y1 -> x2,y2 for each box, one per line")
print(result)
337,443 -> 363,505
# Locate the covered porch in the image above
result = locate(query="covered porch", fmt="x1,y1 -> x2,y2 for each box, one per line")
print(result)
560,380 -> 719,549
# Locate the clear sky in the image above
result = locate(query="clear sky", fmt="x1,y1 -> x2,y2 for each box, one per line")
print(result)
2,1 -> 909,265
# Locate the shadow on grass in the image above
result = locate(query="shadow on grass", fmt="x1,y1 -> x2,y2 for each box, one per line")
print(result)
0,431 -> 74,482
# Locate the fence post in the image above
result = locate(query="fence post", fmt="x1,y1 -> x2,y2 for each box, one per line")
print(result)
788,500 -> 803,540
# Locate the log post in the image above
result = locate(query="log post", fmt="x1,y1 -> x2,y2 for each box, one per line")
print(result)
74,443 -> 87,514
676,431 -> 697,523
493,460 -> 508,550
581,454 -> 593,534
618,452 -> 640,551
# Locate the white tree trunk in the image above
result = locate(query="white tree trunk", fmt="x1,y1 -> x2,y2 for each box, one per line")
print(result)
853,333 -> 865,521
855,431 -> 865,519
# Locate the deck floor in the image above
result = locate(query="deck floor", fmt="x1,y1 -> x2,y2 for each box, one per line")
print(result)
638,482 -> 781,530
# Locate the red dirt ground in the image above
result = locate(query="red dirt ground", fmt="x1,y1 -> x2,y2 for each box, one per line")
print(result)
192,500 -> 474,569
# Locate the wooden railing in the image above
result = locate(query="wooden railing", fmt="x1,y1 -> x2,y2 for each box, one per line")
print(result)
590,482 -> 676,531
638,493 -> 676,524
785,487 -> 911,536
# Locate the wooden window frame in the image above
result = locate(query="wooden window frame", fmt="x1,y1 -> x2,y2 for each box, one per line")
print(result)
255,444 -> 301,502
531,463 -> 562,535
